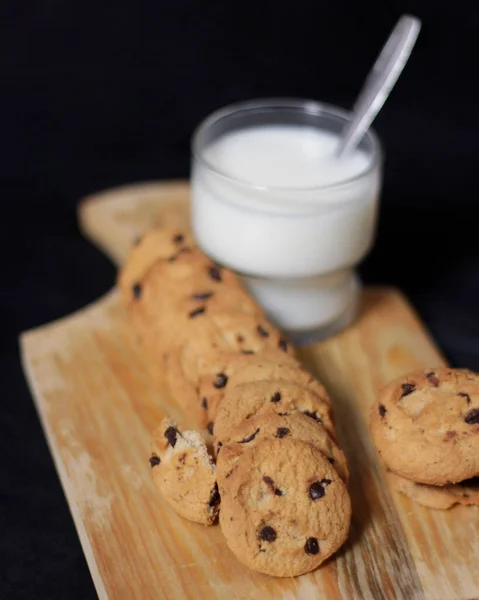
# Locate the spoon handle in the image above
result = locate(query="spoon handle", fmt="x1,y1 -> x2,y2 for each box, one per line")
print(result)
337,14 -> 421,158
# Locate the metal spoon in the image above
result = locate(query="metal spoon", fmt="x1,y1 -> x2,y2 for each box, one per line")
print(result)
336,14 -> 421,157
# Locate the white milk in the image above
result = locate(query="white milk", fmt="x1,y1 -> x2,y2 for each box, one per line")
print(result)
191,125 -> 381,334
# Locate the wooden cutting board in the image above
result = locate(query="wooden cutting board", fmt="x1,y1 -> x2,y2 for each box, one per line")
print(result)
20,181 -> 479,600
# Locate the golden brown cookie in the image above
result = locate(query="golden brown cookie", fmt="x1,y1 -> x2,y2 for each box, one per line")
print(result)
216,411 -> 348,491
386,471 -> 479,510
150,418 -> 219,525
370,367 -> 479,485
228,356 -> 329,403
219,438 -> 351,577
198,349 -> 301,424
214,379 -> 335,443
118,227 -> 194,300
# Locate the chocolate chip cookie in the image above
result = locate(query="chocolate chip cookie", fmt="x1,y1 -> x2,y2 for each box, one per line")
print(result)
214,379 -> 335,444
119,227 -> 194,301
386,471 -> 479,510
198,349 -> 301,425
150,418 -> 219,524
370,367 -> 479,485
216,411 -> 348,491
219,438 -> 351,577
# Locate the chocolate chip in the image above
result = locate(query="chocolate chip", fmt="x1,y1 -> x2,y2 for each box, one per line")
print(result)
275,427 -> 289,438
216,442 -> 222,454
305,538 -> 319,555
213,373 -> 228,389
401,382 -> 416,397
426,372 -> 440,387
257,325 -> 269,338
464,408 -> 479,425
378,404 -> 387,417
327,457 -> 335,464
241,350 -> 255,355
458,392 -> 471,404
173,233 -> 184,244
192,292 -> 214,301
278,338 -> 288,352
164,426 -> 178,447
303,410 -> 322,423
208,265 -> 222,282
189,306 -> 206,318
201,397 -> 208,410
271,392 -> 281,403
207,422 -> 214,435
259,526 -> 276,542
149,455 -> 161,467
208,483 -> 220,507
132,283 -> 142,299
309,479 -> 331,500
238,428 -> 260,443
263,476 -> 283,496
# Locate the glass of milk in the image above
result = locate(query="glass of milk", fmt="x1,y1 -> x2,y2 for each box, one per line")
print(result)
191,99 -> 382,342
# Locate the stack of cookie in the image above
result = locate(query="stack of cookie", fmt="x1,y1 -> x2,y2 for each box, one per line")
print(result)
119,227 -> 352,577
119,227 -> 294,429
370,367 -> 479,509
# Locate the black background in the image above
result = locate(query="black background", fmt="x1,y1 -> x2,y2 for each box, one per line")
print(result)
1,1 -> 479,598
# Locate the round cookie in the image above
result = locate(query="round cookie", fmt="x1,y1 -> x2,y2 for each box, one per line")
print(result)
118,227 -> 194,300
228,358 -> 330,405
386,471 -> 479,510
216,411 -> 348,490
198,349 -> 301,424
370,367 -> 479,485
219,438 -> 351,577
214,379 -> 335,443
150,418 -> 220,525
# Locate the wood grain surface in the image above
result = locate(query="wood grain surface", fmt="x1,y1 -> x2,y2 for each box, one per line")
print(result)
20,181 -> 479,600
